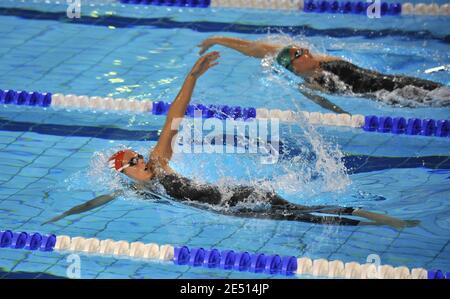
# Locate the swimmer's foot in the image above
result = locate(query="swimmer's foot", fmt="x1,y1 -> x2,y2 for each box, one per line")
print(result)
383,219 -> 420,230
404,220 -> 421,227
358,219 -> 420,229
353,209 -> 420,230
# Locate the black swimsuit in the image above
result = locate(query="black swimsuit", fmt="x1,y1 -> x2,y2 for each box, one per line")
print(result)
147,173 -> 360,226
312,60 -> 442,94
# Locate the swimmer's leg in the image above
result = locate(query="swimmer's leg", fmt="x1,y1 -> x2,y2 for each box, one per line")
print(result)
231,206 -> 361,226
41,191 -> 121,226
351,209 -> 420,229
272,202 -> 420,229
313,207 -> 420,229
236,191 -> 418,228
289,212 -> 361,226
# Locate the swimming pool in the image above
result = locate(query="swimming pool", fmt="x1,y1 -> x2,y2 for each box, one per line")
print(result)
0,0 -> 449,279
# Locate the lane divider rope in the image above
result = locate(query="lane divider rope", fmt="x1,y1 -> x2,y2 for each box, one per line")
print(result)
118,0 -> 212,8
304,0 -> 401,15
1,89 -> 449,138
1,230 -> 447,279
8,0 -> 450,16
303,1 -> 450,16
118,0 -> 450,16
363,115 -> 449,137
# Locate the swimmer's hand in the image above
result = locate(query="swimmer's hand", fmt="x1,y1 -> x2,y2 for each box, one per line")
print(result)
190,51 -> 220,79
198,37 -> 220,55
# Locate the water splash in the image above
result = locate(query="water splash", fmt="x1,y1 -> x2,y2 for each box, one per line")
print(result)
63,145 -> 154,203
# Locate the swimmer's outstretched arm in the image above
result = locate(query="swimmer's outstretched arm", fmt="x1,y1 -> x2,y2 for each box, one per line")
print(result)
149,52 -> 220,167
198,36 -> 281,58
299,84 -> 350,114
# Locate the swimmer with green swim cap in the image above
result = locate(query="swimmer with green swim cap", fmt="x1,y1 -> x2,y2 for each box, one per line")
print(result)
276,45 -> 296,72
276,45 -> 311,74
198,36 -> 446,110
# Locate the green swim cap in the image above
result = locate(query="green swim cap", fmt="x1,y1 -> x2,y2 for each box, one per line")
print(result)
276,46 -> 295,72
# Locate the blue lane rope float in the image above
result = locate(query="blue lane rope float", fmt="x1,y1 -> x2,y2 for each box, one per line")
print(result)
0,89 -> 52,107
250,253 -> 266,273
407,118 -> 422,135
234,251 -> 252,272
173,246 -> 298,276
119,0 -> 211,8
151,100 -> 256,120
0,230 -> 56,252
303,0 -> 402,15
377,116 -> 392,133
428,270 -> 450,279
189,247 -> 206,267
173,245 -> 190,265
220,250 -> 236,270
363,115 -> 449,138
204,248 -> 221,268
265,255 -> 282,274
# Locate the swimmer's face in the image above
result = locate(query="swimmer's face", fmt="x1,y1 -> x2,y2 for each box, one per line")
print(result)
289,47 -> 319,75
120,150 -> 152,182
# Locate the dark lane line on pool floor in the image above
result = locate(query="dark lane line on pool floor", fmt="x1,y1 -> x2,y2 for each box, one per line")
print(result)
0,268 -> 66,279
0,118 -> 449,174
0,7 -> 448,44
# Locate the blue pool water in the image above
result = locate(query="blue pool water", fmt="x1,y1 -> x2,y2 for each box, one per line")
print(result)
0,0 -> 449,278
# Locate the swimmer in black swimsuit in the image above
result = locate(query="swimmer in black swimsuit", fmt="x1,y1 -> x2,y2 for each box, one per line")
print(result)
43,53 -> 418,229
198,36 -> 447,111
